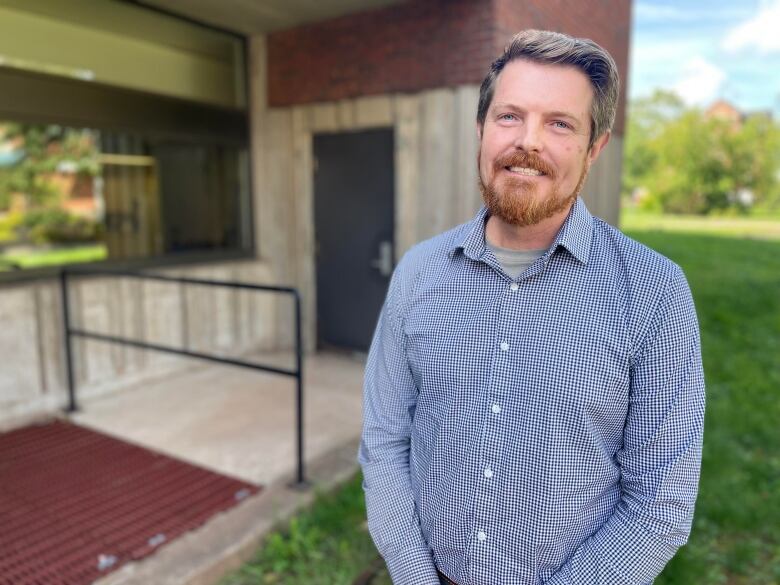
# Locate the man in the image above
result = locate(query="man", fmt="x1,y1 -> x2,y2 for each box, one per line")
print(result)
359,30 -> 705,585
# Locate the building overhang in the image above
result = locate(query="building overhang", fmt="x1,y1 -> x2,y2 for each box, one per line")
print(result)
137,0 -> 408,34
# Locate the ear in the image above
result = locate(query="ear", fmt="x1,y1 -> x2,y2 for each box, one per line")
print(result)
587,131 -> 610,164
476,121 -> 483,141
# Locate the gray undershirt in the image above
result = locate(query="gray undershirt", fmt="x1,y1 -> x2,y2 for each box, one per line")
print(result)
486,240 -> 546,280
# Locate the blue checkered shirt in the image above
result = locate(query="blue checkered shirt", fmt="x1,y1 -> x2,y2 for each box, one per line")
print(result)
359,198 -> 705,584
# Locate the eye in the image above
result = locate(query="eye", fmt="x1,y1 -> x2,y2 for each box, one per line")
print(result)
552,120 -> 572,130
498,113 -> 517,122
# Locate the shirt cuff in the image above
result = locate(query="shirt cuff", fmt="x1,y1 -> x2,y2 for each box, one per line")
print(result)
384,544 -> 441,585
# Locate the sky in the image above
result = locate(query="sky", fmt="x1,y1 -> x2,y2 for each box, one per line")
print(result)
630,0 -> 780,115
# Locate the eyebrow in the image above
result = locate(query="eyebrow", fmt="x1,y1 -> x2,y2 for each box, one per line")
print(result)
491,102 -> 583,125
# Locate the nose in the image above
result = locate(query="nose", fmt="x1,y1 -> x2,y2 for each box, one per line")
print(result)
513,119 -> 543,152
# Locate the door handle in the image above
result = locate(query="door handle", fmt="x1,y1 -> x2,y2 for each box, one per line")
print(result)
370,240 -> 394,277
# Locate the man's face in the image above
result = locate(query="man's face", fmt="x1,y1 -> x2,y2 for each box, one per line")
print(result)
478,59 -> 608,226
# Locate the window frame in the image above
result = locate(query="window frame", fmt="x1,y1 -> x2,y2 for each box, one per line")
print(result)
0,11 -> 255,285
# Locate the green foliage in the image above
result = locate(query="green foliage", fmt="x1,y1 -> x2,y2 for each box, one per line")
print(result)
729,114 -> 780,211
0,211 -> 24,242
17,208 -> 102,244
220,473 -> 379,585
0,122 -> 99,209
624,90 -> 686,197
624,91 -> 780,214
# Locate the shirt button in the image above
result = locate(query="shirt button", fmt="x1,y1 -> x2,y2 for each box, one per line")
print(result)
477,530 -> 487,542
510,282 -> 519,291
491,403 -> 501,414
499,342 -> 509,351
484,467 -> 493,478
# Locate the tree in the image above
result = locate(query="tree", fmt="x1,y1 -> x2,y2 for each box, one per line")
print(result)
0,123 -> 99,211
623,90 -> 686,199
623,92 -> 780,214
727,113 -> 780,211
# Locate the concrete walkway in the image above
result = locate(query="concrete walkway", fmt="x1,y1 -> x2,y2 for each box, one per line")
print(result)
68,350 -> 367,585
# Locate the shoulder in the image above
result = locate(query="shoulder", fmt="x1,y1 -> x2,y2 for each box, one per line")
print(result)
385,221 -> 471,311
592,217 -> 687,295
590,218 -> 696,360
393,220 -> 472,285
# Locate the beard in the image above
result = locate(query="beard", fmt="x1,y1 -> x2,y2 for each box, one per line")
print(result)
479,149 -> 589,227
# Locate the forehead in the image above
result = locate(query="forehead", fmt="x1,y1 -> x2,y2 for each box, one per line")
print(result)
492,59 -> 593,120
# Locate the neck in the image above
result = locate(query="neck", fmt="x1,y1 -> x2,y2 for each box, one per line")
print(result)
485,201 -> 573,251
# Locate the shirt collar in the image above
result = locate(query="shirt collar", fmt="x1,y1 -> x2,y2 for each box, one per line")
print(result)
451,197 -> 593,264
552,197 -> 594,264
451,206 -> 490,261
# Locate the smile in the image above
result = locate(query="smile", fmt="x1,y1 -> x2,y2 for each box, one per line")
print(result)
506,166 -> 544,176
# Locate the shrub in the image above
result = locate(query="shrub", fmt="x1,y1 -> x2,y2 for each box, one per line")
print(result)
20,208 -> 102,244
0,211 -> 24,243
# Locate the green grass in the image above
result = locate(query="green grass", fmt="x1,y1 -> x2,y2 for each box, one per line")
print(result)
0,243 -> 107,270
219,474 -> 380,585
224,212 -> 780,585
621,205 -> 780,241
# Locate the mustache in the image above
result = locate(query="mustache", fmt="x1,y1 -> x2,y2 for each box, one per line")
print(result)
493,151 -> 556,178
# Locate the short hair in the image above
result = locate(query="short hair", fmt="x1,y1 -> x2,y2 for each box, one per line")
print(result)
477,29 -> 620,149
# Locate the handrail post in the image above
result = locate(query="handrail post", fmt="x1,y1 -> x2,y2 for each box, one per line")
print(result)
60,270 -> 78,412
290,290 -> 309,489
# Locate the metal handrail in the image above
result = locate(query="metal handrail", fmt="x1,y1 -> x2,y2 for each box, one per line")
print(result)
60,267 -> 307,488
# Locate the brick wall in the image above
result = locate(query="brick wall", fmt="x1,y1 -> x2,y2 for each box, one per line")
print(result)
267,0 -> 495,106
267,0 -> 630,134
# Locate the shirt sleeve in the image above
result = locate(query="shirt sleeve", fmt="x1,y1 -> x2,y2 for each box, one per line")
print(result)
358,258 -> 441,585
545,265 -> 706,584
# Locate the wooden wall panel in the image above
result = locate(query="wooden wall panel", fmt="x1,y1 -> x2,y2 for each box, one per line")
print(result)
455,86 -> 482,224
418,89 -> 457,240
394,94 -> 422,256
580,137 -> 623,227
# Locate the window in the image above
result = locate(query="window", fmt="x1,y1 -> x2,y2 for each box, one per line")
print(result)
0,1 -> 251,274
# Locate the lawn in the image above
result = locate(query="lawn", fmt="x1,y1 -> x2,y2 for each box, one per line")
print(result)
0,243 -> 107,270
221,212 -> 780,585
621,205 -> 780,240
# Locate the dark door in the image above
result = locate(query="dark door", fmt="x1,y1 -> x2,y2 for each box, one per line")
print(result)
314,129 -> 395,352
